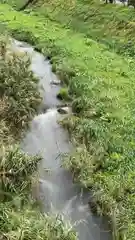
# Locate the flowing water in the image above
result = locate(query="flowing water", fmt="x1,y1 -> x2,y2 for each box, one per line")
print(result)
11,39 -> 112,240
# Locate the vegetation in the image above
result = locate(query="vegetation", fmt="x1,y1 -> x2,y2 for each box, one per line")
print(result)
0,201 -> 76,240
0,34 -> 76,239
0,0 -> 28,8
1,0 -> 135,239
21,0 -> 135,57
57,87 -> 71,101
0,37 -> 41,136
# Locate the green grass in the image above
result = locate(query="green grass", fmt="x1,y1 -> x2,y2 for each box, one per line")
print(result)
1,2 -> 135,239
0,145 -> 40,201
0,37 -> 41,136
0,34 -> 41,141
57,87 -> 71,101
18,0 -> 135,57
0,201 -> 76,240
3,0 -> 135,57
0,0 -> 28,8
0,33 -> 76,239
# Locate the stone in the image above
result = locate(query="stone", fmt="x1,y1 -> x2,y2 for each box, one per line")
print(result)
57,108 -> 68,114
50,79 -> 61,85
57,107 -> 71,114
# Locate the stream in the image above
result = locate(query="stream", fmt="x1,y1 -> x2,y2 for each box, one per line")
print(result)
12,39 -> 112,240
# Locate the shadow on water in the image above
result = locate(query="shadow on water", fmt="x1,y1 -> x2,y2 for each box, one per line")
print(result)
12,39 -> 112,240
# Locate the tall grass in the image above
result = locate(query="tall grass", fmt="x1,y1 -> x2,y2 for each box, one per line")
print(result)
0,36 -> 41,136
0,34 -> 77,239
0,201 -> 76,240
0,145 -> 41,201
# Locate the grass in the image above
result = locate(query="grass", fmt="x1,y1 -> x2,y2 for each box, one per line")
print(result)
0,145 -> 40,201
16,0 -> 135,57
0,201 -> 76,240
0,36 -> 41,137
0,34 -> 77,239
57,87 -> 71,101
0,0 -> 28,9
0,34 -> 41,141
1,1 -> 135,239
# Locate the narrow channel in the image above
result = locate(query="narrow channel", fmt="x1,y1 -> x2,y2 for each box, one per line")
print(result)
12,39 -> 112,240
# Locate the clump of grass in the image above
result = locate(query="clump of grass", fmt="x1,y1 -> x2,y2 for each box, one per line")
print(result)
11,28 -> 38,46
57,87 -> 71,101
0,201 -> 77,240
0,145 -> 41,201
63,145 -> 95,187
56,66 -> 76,85
0,36 -> 41,135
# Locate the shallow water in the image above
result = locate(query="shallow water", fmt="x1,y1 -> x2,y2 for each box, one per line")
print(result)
12,39 -> 112,240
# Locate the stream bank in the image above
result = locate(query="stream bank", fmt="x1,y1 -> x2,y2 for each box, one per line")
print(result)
1,3 -> 135,238
11,39 -> 112,240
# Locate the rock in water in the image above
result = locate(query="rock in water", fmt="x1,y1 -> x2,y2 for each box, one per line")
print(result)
57,107 -> 71,115
50,79 -> 61,85
57,108 -> 68,114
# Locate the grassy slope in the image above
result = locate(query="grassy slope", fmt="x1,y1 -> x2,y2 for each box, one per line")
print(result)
4,0 -> 135,56
0,0 -> 28,8
0,33 -> 76,239
29,0 -> 135,57
1,2 -> 135,239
